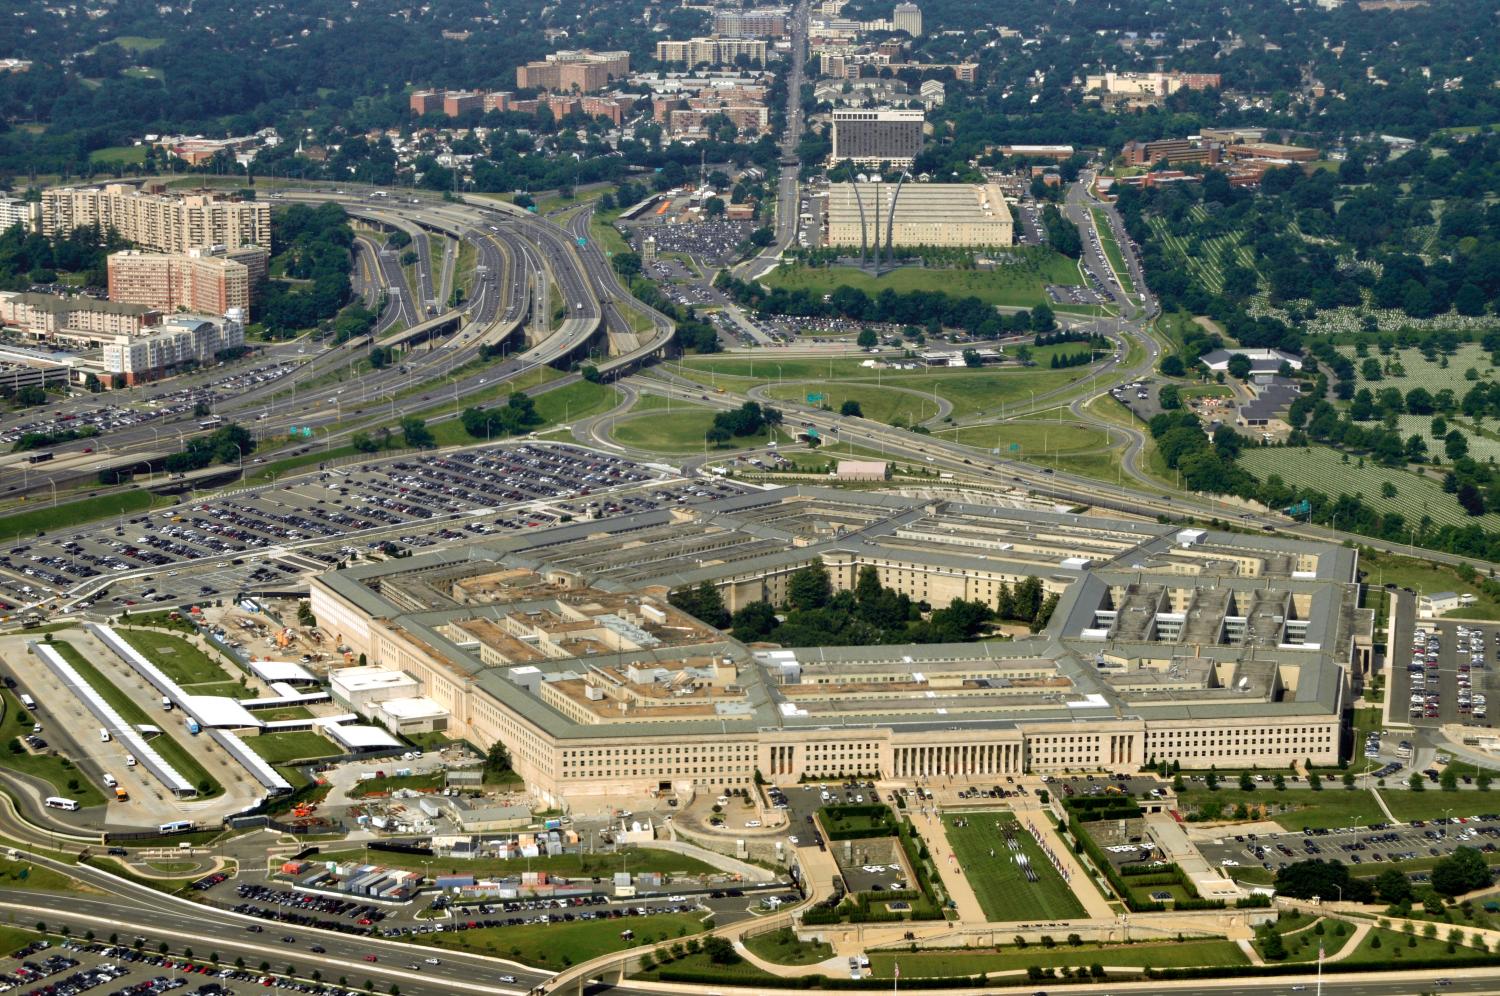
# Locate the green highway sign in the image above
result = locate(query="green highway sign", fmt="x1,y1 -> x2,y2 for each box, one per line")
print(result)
806,392 -> 824,403
1009,442 -> 1020,452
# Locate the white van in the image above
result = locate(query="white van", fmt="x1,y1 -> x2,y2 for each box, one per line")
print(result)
102,773 -> 117,788
124,754 -> 137,768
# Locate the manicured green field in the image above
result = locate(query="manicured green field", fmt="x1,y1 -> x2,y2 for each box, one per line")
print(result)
867,937 -> 1247,978
763,250 -> 1082,309
51,641 -> 222,797
246,731 -> 340,764
677,356 -> 1092,420
1341,926 -> 1499,966
414,911 -> 709,968
1359,547 -> 1500,621
116,629 -> 230,686
744,927 -> 833,966
102,35 -> 166,52
89,145 -> 147,164
942,812 -> 1085,922
0,689 -> 107,806
611,411 -> 780,453
1176,788 -> 1385,830
0,489 -> 166,542
764,382 -> 942,425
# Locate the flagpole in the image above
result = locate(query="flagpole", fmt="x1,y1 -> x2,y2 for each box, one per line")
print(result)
1316,943 -> 1323,996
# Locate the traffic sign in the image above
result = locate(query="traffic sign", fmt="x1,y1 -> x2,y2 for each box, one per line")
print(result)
806,392 -> 824,404
1284,499 -> 1311,517
576,237 -> 588,247
1009,442 -> 1020,452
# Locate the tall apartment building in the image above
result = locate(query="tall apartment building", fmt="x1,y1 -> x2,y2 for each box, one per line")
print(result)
103,313 -> 245,384
891,2 -> 923,35
711,8 -> 789,37
0,197 -> 40,234
830,108 -> 925,167
655,37 -> 768,67
515,50 -> 630,93
42,183 -> 271,254
107,246 -> 268,320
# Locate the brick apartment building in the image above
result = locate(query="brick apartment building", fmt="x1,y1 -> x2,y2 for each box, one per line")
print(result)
515,50 -> 630,93
107,246 -> 269,320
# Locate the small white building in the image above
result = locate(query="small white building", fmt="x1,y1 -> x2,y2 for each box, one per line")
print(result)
329,665 -> 419,711
1417,591 -> 1463,617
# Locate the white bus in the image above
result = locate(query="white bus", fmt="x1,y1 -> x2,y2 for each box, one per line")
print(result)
44,797 -> 79,811
158,820 -> 193,834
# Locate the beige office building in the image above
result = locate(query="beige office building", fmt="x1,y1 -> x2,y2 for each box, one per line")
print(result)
107,246 -> 267,319
42,183 -> 271,253
310,488 -> 1364,807
824,181 -> 1013,248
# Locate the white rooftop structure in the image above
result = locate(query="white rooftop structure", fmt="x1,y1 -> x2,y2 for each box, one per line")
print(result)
247,660 -> 318,684
183,695 -> 262,728
323,723 -> 403,751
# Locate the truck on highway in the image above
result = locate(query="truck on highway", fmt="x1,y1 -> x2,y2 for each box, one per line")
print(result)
185,718 -> 201,735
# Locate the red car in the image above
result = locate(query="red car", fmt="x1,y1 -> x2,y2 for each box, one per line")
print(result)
364,955 -> 378,963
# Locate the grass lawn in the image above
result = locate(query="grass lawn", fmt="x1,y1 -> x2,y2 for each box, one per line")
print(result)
116,629 -> 229,686
763,250 -> 1082,310
942,812 -> 1086,922
0,856 -> 81,894
1382,788 -> 1500,822
50,641 -> 223,798
743,927 -> 833,966
346,771 -> 444,796
677,355 -> 1090,421
102,35 -> 166,52
0,489 -> 166,542
0,689 -> 107,806
636,950 -> 777,982
1359,547 -> 1500,621
820,804 -> 896,836
931,420 -> 1111,464
532,379 -> 618,425
1176,788 -> 1385,830
247,731 -> 340,764
0,926 -> 43,953
765,382 -> 942,425
89,145 -> 146,164
1180,385 -> 1234,401
252,706 -> 314,721
1340,926 -> 1499,966
611,411 -> 782,454
1258,912 -> 1357,963
413,911 -> 709,968
866,938 -> 1248,978
319,845 -> 719,880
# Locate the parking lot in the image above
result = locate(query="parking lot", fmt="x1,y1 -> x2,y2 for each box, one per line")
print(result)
0,443 -> 746,614
629,219 -> 754,266
0,935 -> 343,996
0,361 -> 299,459
1390,619 -> 1494,731
1197,814 -> 1500,879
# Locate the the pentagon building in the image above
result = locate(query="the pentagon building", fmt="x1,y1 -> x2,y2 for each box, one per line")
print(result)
311,487 -> 1371,805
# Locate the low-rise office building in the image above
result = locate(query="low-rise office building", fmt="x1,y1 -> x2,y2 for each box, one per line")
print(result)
311,487 -> 1367,807
0,291 -> 160,348
101,312 -> 244,384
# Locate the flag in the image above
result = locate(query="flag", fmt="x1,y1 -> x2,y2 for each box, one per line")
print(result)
894,961 -> 900,980
1318,943 -> 1324,963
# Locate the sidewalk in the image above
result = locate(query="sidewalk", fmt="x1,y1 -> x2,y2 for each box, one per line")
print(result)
910,808 -> 987,924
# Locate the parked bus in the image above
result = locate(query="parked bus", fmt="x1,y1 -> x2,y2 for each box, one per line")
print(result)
158,820 -> 193,834
44,797 -> 79,811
